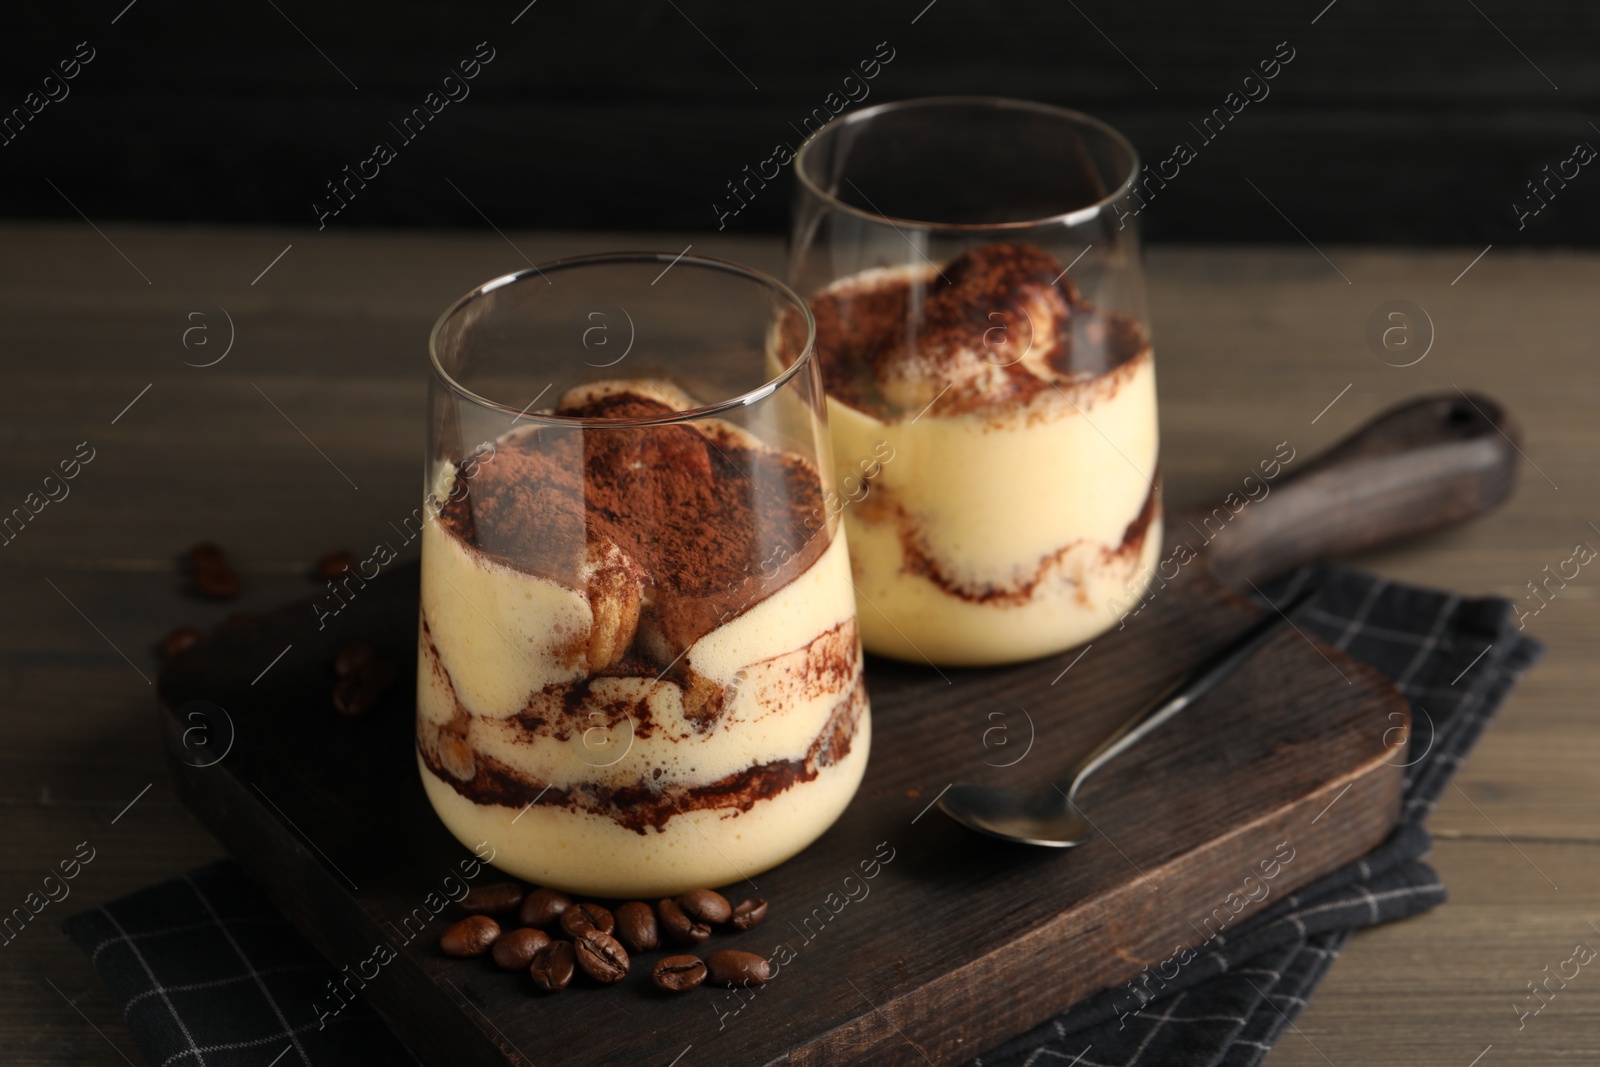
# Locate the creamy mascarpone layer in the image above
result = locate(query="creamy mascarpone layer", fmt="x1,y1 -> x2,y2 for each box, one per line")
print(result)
817,265 -> 1162,666
416,426 -> 869,896
419,711 -> 870,897
419,525 -> 859,787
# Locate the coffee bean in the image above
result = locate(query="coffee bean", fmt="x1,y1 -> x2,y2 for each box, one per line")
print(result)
729,898 -> 768,931
677,888 -> 732,925
187,542 -> 226,569
559,902 -> 614,938
652,954 -> 707,993
160,626 -> 203,660
658,897 -> 711,945
614,901 -> 659,953
333,673 -> 384,717
706,949 -> 772,987
439,915 -> 500,957
573,929 -> 629,984
528,940 -> 576,992
519,888 -> 572,929
334,641 -> 376,678
315,550 -> 360,582
331,654 -> 395,716
491,927 -> 550,971
193,564 -> 241,600
461,882 -> 526,916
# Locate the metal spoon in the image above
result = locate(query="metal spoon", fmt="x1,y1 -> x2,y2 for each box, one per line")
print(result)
938,588 -> 1318,847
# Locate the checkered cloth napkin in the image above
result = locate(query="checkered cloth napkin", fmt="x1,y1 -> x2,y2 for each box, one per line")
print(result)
967,565 -> 1543,1067
63,564 -> 1541,1067
63,865 -> 421,1067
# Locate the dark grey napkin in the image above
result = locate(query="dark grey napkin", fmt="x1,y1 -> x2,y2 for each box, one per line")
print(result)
64,564 -> 1540,1067
62,863 -> 420,1066
965,565 -> 1542,1067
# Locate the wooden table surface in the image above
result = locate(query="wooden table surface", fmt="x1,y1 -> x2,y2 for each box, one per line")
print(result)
2,225 -> 1594,1066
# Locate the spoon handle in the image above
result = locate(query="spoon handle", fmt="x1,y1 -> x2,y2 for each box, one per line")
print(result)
1059,586 -> 1319,803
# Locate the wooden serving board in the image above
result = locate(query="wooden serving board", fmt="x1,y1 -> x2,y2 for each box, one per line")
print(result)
159,393 -> 1519,1067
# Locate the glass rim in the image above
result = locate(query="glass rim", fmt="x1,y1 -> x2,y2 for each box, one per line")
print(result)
794,95 -> 1141,232
427,251 -> 818,428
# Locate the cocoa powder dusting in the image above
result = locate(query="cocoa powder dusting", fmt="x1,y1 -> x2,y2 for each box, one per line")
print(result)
438,390 -> 826,651
788,241 -> 1149,420
919,243 -> 1079,349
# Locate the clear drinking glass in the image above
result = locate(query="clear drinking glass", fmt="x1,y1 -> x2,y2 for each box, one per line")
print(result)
420,254 -> 869,897
787,96 -> 1161,667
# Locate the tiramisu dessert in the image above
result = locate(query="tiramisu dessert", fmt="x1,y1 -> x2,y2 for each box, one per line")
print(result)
786,242 -> 1161,665
416,381 -> 869,898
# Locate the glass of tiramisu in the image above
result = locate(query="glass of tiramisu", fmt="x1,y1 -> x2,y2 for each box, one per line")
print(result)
787,97 -> 1161,667
419,254 -> 869,897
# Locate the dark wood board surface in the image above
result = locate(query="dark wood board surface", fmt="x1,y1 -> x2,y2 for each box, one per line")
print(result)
159,541 -> 1406,1066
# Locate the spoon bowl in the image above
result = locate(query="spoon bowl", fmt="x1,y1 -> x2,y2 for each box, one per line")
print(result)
938,784 -> 1093,847
939,587 -> 1317,849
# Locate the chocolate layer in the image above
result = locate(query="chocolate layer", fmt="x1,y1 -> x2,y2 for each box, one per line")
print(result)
419,657 -> 868,835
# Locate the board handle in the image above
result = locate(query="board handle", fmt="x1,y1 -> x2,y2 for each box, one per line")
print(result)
1199,392 -> 1521,589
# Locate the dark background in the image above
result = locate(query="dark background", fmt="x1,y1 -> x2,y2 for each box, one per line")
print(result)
2,0 -> 1595,243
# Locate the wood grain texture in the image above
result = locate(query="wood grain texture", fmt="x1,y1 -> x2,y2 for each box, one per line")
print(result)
157,543 -> 1404,1066
0,228 -> 1593,1065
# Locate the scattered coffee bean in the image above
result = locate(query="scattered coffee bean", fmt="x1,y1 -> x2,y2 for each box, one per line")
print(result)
528,940 -> 576,992
187,542 -> 226,569
519,888 -> 571,929
333,672 -> 385,717
729,898 -> 769,931
334,640 -> 376,678
439,915 -> 501,958
182,542 -> 241,601
160,626 -> 203,660
658,897 -> 711,945
706,949 -> 772,987
560,902 -> 614,938
331,652 -> 395,716
573,929 -> 629,984
614,901 -> 659,953
491,927 -> 551,971
677,888 -> 731,925
315,550 -> 360,582
652,954 -> 707,993
461,882 -> 526,916
193,564 -> 242,600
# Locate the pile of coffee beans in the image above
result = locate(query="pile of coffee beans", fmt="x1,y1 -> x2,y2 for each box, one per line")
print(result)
438,881 -> 771,995
332,640 -> 395,717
